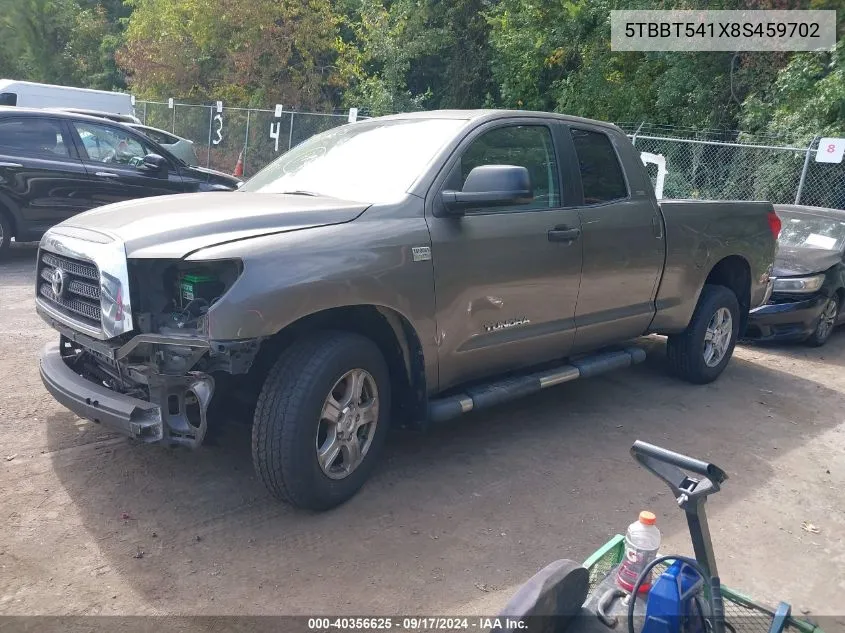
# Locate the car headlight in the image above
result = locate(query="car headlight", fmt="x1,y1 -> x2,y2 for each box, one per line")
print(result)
772,274 -> 825,294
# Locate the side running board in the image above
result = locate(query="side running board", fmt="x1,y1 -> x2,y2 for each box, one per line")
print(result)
428,347 -> 647,423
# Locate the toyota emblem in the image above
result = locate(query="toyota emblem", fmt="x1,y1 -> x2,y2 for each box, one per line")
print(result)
51,268 -> 67,299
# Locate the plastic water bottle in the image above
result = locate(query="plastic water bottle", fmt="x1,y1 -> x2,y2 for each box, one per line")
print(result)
616,511 -> 661,593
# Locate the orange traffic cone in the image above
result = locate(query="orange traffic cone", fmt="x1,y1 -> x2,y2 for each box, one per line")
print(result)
233,150 -> 244,178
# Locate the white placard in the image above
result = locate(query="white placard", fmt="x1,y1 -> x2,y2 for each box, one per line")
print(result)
274,104 -> 283,118
130,95 -> 136,105
216,100 -> 223,113
816,137 -> 845,164
804,234 -> 837,249
168,97 -> 174,109
348,107 -> 358,123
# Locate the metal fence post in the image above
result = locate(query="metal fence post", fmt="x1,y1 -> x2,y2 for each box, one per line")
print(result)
172,103 -> 176,133
288,112 -> 295,151
631,121 -> 645,147
243,109 -> 251,177
207,105 -> 213,169
143,101 -> 147,125
794,136 -> 819,205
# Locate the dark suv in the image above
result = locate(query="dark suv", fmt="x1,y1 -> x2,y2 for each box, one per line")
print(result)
0,107 -> 242,255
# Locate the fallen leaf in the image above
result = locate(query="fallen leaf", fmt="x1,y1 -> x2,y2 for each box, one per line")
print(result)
475,583 -> 492,592
5,454 -> 17,462
801,521 -> 820,534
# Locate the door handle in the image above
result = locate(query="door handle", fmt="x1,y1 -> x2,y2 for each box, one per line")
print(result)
652,215 -> 664,239
548,226 -> 582,243
95,171 -> 120,178
0,162 -> 23,168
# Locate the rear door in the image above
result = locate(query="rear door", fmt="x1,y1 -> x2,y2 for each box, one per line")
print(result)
426,118 -> 584,390
67,119 -> 187,206
0,115 -> 90,239
567,125 -> 664,352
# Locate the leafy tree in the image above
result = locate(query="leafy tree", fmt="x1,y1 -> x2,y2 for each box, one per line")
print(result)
118,0 -> 341,108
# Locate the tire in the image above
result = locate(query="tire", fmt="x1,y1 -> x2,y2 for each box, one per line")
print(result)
666,284 -> 741,384
0,212 -> 11,258
804,295 -> 839,348
251,331 -> 391,510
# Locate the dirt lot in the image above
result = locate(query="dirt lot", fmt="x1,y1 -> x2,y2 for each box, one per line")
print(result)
1,242 -> 843,624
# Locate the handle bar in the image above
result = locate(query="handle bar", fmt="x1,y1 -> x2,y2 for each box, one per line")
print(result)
631,440 -> 728,502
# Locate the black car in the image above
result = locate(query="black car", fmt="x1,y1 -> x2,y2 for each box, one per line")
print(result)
745,204 -> 845,346
0,107 -> 242,255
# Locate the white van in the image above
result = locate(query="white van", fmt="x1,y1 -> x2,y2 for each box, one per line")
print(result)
0,79 -> 134,115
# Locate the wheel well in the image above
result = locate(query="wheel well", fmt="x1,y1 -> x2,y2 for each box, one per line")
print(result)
248,306 -> 427,427
704,256 -> 751,330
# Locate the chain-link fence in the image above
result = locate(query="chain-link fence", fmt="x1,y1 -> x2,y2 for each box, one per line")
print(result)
133,103 -> 845,210
621,123 -> 845,210
135,101 -> 357,178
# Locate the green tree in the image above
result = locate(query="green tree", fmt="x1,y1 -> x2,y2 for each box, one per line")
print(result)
118,0 -> 341,108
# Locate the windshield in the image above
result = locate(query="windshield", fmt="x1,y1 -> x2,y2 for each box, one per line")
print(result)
778,211 -> 845,252
240,118 -> 466,203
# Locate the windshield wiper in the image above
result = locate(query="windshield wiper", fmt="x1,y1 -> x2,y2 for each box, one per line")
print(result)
281,190 -> 322,197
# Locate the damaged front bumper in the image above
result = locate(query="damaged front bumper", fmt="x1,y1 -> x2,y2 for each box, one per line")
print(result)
37,330 -> 232,448
40,341 -> 166,441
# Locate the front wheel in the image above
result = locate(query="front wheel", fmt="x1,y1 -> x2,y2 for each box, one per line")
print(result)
805,296 -> 839,347
667,284 -> 740,384
251,331 -> 391,510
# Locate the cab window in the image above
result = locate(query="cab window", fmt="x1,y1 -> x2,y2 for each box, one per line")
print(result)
445,125 -> 560,211
570,128 -> 628,204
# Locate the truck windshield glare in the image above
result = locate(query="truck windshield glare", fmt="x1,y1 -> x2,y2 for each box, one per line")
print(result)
240,118 -> 466,203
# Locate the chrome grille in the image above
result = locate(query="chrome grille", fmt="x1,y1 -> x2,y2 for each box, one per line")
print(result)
37,251 -> 101,329
41,252 -> 98,281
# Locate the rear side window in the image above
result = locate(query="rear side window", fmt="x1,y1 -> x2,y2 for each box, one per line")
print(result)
570,128 -> 628,204
0,117 -> 70,157
0,92 -> 17,106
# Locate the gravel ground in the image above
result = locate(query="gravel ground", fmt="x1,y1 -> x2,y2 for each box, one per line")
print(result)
0,242 -> 843,626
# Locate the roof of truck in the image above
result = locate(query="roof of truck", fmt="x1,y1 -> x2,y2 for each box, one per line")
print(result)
374,109 -> 623,132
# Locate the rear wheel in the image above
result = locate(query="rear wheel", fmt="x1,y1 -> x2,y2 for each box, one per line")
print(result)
805,296 -> 839,347
251,331 -> 391,510
667,284 -> 740,384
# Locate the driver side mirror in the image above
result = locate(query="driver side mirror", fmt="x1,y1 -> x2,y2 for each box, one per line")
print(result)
441,164 -> 533,214
138,153 -> 168,176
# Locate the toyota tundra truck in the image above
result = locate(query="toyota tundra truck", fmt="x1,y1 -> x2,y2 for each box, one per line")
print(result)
35,110 -> 779,510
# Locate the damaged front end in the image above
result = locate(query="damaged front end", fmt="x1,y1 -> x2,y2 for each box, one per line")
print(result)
37,229 -> 259,448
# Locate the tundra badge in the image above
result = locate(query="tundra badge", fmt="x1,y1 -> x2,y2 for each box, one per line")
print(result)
412,246 -> 431,262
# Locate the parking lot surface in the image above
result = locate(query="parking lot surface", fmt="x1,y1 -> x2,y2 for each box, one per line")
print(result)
1,243 -> 843,622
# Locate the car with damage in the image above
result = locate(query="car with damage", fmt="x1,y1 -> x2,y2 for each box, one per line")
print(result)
744,204 -> 845,346
35,110 -> 779,510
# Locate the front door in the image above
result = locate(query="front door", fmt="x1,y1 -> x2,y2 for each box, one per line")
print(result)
68,120 -> 187,206
0,116 -> 90,239
426,120 -> 584,391
567,126 -> 664,352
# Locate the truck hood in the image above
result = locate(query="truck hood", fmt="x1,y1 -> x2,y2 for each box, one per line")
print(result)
60,192 -> 369,258
773,246 -> 841,277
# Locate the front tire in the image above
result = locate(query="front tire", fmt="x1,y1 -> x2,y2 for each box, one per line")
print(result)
667,284 -> 740,384
251,331 -> 391,510
805,296 -> 839,347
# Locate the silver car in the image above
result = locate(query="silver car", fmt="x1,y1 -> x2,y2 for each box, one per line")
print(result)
127,123 -> 200,166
